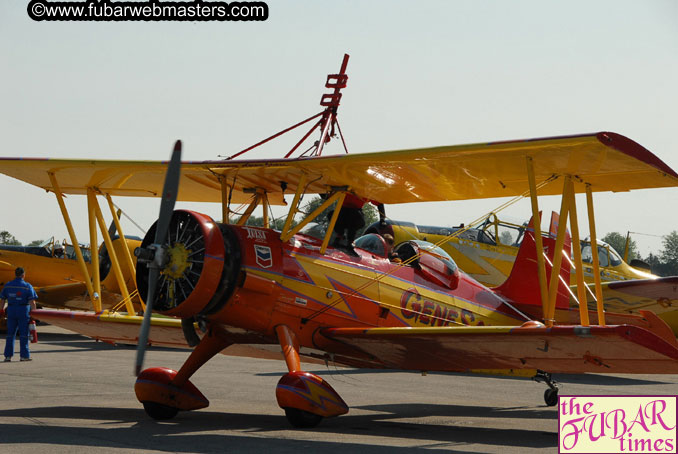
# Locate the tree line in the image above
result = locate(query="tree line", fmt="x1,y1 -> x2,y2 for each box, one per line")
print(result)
0,231 -> 43,247
601,231 -> 678,276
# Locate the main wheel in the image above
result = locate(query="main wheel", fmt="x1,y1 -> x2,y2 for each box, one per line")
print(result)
143,402 -> 179,420
544,388 -> 559,407
284,408 -> 323,428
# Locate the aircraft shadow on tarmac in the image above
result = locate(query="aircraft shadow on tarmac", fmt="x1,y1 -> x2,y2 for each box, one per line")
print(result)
552,373 -> 674,386
355,402 -> 556,421
33,331 -> 188,353
0,405 -> 557,452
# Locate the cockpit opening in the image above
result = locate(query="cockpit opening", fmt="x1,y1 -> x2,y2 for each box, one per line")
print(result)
394,240 -> 460,289
353,234 -> 388,258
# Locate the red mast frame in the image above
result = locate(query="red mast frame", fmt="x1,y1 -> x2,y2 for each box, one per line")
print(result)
226,54 -> 350,160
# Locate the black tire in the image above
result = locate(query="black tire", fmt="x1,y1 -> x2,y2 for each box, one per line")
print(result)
284,408 -> 323,428
143,402 -> 179,420
544,388 -> 558,407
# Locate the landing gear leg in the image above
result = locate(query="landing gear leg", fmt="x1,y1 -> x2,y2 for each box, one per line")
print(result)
172,324 -> 233,387
274,325 -> 348,428
135,323 -> 233,419
532,369 -> 559,407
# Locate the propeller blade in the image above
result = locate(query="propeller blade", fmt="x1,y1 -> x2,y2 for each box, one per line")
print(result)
135,140 -> 182,376
135,267 -> 159,376
154,141 -> 183,246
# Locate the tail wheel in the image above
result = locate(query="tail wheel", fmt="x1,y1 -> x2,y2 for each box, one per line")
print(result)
143,402 -> 179,420
544,388 -> 559,407
284,408 -> 323,428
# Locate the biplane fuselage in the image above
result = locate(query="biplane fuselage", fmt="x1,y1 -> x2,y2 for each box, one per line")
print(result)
0,237 -> 140,312
210,225 -> 525,346
131,210 -> 530,355
0,242 -> 88,288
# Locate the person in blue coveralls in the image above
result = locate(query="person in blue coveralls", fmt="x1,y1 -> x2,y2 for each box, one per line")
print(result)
1,267 -> 37,362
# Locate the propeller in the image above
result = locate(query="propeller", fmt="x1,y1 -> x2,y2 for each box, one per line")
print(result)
134,140 -> 182,376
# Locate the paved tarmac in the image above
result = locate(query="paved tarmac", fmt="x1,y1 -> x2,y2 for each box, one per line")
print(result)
1,324 -> 678,453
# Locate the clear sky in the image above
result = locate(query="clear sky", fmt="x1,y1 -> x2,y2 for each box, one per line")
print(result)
1,0 -> 677,257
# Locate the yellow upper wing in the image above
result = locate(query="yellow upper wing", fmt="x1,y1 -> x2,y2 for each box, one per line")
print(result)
1,132 -> 676,205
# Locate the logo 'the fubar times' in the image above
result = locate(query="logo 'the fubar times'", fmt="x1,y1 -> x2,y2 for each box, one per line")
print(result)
559,395 -> 677,453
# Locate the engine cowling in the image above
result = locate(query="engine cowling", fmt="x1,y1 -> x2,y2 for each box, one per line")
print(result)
136,210 -> 241,319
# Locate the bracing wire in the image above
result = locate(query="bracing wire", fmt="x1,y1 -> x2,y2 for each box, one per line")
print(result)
112,203 -> 147,235
110,288 -> 141,314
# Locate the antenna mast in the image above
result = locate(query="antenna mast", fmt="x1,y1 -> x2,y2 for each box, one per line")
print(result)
226,54 -> 350,160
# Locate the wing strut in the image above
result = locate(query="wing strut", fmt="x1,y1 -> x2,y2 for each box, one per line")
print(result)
539,174 -> 606,327
87,190 -> 103,311
546,177 -> 571,325
90,192 -> 135,314
48,172 -> 101,312
235,192 -> 262,226
321,192 -> 346,254
220,176 -> 231,224
280,190 -> 346,243
565,177 -> 590,326
262,191 -> 270,228
105,194 -> 138,295
586,184 -> 606,325
525,156 -> 549,320
280,174 -> 307,236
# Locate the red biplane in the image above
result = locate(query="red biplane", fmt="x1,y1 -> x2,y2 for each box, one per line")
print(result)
3,56 -> 678,428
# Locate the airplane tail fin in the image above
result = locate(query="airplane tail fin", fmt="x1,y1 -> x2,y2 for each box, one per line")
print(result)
494,215 -> 571,311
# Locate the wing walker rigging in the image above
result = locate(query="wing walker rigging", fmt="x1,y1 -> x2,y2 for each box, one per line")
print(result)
3,55 -> 678,427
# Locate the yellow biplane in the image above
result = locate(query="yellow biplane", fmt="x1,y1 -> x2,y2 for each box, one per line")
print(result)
0,235 -> 142,313
2,129 -> 678,427
2,56 -> 678,427
367,212 -> 655,287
